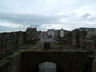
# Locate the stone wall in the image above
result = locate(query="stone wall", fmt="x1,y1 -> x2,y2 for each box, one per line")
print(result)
21,51 -> 93,72
0,51 -> 94,72
0,54 -> 21,72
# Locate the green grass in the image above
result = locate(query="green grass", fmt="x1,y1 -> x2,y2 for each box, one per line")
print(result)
0,59 -> 10,68
0,51 -> 20,68
7,51 -> 20,58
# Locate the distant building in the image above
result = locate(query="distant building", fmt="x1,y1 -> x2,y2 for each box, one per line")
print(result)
71,28 -> 96,49
65,31 -> 72,44
79,28 -> 96,38
59,29 -> 68,38
47,29 -> 55,39
26,27 -> 39,44
59,29 -> 64,38
39,31 -> 48,39
71,29 -> 86,48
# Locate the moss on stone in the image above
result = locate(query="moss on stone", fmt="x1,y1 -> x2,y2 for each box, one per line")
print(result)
0,59 -> 10,68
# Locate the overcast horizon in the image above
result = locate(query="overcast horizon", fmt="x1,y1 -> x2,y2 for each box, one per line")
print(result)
0,0 -> 96,32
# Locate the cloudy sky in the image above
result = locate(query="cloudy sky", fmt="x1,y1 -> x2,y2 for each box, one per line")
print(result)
0,0 -> 96,32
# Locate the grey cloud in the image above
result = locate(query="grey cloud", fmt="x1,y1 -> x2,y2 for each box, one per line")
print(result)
0,26 -> 9,31
0,12 -> 96,32
0,25 -> 26,32
82,13 -> 90,18
81,13 -> 96,22
88,17 -> 96,21
0,12 -> 69,31
0,25 -> 16,32
0,13 -> 68,25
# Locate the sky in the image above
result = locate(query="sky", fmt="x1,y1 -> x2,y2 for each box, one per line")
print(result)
0,0 -> 96,32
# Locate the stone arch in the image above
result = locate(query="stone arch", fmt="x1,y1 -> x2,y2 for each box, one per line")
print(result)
32,60 -> 57,72
21,52 -> 92,72
39,61 -> 56,72
32,60 -> 63,72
